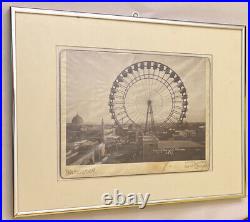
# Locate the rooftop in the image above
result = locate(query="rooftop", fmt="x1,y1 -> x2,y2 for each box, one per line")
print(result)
158,140 -> 203,149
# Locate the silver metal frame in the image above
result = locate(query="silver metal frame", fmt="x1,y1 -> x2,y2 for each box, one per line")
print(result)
11,6 -> 247,218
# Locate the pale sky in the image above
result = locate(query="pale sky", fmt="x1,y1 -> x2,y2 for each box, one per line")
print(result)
64,49 -> 210,124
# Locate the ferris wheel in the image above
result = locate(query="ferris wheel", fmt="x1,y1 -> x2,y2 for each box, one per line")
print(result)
109,61 -> 188,132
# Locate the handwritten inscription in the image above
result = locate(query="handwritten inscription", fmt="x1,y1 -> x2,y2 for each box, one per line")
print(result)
65,167 -> 96,177
184,161 -> 208,170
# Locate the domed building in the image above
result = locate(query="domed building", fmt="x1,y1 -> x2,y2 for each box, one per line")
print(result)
72,113 -> 83,125
67,113 -> 84,142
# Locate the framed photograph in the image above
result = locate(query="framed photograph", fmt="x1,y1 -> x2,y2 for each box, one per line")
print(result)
12,7 -> 246,217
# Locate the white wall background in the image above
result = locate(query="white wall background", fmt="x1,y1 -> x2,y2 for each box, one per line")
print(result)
2,2 -> 248,220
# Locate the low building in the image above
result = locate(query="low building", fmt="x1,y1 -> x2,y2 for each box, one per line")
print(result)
67,140 -> 106,165
154,140 -> 205,161
173,129 -> 196,140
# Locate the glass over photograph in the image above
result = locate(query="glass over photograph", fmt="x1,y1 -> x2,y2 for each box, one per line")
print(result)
59,47 -> 211,178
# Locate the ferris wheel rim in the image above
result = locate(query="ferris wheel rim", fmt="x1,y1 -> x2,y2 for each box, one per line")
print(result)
109,61 -> 188,129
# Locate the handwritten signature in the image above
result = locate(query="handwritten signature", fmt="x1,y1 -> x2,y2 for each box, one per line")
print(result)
184,161 -> 208,169
65,167 -> 96,176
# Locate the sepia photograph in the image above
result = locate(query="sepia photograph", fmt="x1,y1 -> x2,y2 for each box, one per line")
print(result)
59,47 -> 211,178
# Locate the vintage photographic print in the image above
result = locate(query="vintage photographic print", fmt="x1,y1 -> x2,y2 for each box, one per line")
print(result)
59,47 -> 211,178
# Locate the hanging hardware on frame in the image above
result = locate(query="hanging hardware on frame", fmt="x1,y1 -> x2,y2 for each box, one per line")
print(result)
132,11 -> 139,18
